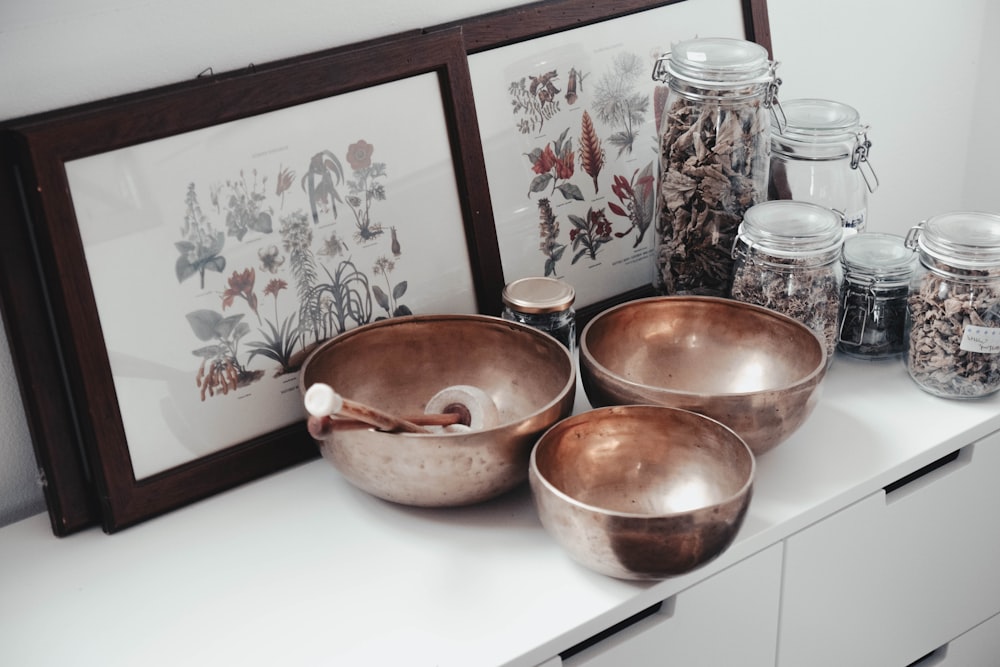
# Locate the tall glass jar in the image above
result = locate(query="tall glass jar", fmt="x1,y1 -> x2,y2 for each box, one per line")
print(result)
769,98 -> 878,235
652,37 -> 781,297
730,200 -> 844,361
837,233 -> 915,359
904,212 -> 1000,398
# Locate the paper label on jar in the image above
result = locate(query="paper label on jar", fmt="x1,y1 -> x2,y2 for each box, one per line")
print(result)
843,209 -> 867,232
960,325 -> 1000,354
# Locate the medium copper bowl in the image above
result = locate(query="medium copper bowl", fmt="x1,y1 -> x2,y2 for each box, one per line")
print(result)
580,296 -> 826,455
299,314 -> 576,506
530,405 -> 754,580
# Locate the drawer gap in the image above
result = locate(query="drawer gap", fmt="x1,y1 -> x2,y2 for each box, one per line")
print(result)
884,448 -> 962,495
560,599 -> 667,660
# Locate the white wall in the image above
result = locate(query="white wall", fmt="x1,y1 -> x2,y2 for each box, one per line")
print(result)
1,0 -> 995,528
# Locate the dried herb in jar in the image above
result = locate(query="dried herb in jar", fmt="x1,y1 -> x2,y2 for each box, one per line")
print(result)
651,38 -> 778,297
906,273 -> 1000,397
730,201 -> 844,361
904,211 -> 1000,399
655,97 -> 768,296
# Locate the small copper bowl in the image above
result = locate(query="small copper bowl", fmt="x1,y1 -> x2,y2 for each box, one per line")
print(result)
299,314 -> 575,507
530,405 -> 754,580
580,296 -> 827,454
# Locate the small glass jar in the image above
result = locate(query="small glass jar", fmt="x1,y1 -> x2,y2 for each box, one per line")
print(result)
903,212 -> 1000,398
769,98 -> 878,235
837,233 -> 915,359
730,200 -> 844,361
651,37 -> 782,297
501,277 -> 577,355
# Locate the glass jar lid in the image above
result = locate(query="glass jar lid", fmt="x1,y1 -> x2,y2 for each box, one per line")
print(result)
738,201 -> 844,257
656,37 -> 773,88
773,98 -> 861,144
502,277 -> 575,314
842,232 -> 915,282
907,211 -> 1000,269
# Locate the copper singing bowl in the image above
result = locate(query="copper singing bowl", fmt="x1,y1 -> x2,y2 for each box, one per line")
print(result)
530,405 -> 754,580
299,314 -> 576,507
580,296 -> 826,454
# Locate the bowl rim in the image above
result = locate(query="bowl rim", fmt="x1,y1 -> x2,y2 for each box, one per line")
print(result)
529,405 -> 755,519
298,313 -> 577,437
580,295 -> 827,399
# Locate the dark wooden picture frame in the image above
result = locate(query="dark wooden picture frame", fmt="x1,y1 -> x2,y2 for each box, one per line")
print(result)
0,27 -> 502,534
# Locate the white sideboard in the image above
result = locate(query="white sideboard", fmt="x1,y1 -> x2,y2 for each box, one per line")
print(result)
1,355 -> 999,666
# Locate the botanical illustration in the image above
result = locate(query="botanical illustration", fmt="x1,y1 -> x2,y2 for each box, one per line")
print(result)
510,70 -> 563,134
503,50 -> 658,278
174,139 -> 416,401
591,52 -> 649,157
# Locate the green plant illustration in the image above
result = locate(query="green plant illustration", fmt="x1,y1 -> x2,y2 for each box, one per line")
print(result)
222,169 -> 273,241
372,255 -> 410,320
301,259 -> 373,342
176,183 -> 226,289
301,150 -> 344,225
592,51 -> 649,157
187,309 -> 260,400
246,278 -> 301,375
569,207 -> 615,264
345,140 -> 387,242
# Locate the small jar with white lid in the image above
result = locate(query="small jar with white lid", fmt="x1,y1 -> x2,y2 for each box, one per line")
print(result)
501,277 -> 577,355
769,98 -> 878,235
904,211 -> 1000,398
730,200 -> 844,361
837,233 -> 916,359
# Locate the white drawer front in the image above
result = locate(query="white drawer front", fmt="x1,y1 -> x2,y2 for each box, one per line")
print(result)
778,431 -> 1000,667
562,544 -> 782,667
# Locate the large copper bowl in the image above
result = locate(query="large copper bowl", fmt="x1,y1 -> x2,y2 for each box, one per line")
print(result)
580,296 -> 826,454
299,314 -> 576,506
530,405 -> 754,580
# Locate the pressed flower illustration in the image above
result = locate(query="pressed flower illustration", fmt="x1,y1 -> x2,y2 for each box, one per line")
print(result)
221,267 -> 261,324
246,278 -> 301,375
275,165 -> 296,208
537,198 -> 566,277
176,183 -> 226,289
344,139 -> 387,242
526,127 -> 583,201
257,245 -> 285,274
569,207 -> 615,264
222,169 -> 273,241
578,110 -> 605,194
372,255 -> 411,320
187,309 -> 261,400
565,67 -> 587,105
301,150 -> 344,225
592,51 -> 649,156
608,162 -> 656,247
509,71 -> 561,134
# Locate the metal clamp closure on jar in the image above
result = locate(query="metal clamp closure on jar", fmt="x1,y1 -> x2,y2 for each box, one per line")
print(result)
651,37 -> 784,128
837,232 -> 914,356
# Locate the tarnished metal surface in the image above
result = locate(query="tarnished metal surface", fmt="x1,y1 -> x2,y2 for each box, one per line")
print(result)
530,405 -> 754,580
580,296 -> 826,454
299,315 -> 576,507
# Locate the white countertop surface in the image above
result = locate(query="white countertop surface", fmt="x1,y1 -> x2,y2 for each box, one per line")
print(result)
2,355 -> 999,667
